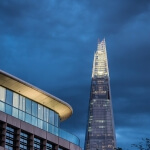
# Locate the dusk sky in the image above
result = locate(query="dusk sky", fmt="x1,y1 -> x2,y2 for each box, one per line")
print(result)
1,0 -> 150,149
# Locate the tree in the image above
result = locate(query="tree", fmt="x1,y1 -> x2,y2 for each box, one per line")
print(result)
114,147 -> 123,150
132,138 -> 150,150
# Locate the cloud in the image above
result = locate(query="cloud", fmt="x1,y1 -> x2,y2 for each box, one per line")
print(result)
0,0 -> 150,149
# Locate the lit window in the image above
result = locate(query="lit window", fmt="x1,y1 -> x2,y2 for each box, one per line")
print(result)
20,132 -> 29,150
5,126 -> 16,149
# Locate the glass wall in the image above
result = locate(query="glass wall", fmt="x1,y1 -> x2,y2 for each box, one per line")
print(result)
0,86 -> 80,146
0,86 -> 59,127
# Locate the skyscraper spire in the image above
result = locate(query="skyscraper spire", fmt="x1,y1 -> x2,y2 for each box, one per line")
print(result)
85,39 -> 116,150
92,39 -> 109,78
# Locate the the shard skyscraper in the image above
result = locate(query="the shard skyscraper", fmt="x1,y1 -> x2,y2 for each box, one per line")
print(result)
84,39 -> 116,150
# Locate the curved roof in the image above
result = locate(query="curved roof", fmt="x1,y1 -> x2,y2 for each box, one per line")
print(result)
0,70 -> 73,121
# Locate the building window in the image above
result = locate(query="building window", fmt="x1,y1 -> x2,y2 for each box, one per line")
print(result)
38,104 -> 43,120
5,90 -> 13,105
5,126 -> 16,150
0,100 -> 5,112
12,107 -> 18,118
0,86 -> 6,102
13,93 -> 19,108
25,113 -> 32,124
54,113 -> 58,127
34,137 -> 42,150
46,142 -> 54,150
44,107 -> 49,122
20,132 -> 29,150
26,98 -> 31,114
19,96 -> 25,111
49,110 -> 54,125
6,103 -> 12,115
32,101 -> 38,117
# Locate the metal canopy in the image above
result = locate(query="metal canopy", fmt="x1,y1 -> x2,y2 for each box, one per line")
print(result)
0,70 -> 73,121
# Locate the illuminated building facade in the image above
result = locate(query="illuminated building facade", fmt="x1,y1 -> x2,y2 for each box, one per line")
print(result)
84,39 -> 116,150
0,70 -> 81,150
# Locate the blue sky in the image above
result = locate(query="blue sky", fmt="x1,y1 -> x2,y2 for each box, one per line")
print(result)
1,0 -> 150,149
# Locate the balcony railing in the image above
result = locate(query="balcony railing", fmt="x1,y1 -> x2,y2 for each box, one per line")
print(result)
0,100 -> 80,146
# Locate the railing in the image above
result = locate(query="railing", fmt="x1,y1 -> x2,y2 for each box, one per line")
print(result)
0,100 -> 80,146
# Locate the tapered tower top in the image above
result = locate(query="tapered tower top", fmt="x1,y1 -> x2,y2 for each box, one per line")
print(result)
92,38 -> 109,78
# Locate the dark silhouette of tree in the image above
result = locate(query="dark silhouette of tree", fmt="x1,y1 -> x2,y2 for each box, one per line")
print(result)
132,138 -> 150,150
114,147 -> 123,150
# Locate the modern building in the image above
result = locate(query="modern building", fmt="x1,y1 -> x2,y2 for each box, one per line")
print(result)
84,39 -> 116,150
0,70 -> 81,150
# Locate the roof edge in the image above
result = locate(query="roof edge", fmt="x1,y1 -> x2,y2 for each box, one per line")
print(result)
0,69 -> 73,121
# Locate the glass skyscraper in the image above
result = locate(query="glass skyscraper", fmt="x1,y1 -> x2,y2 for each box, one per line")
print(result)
84,39 -> 116,150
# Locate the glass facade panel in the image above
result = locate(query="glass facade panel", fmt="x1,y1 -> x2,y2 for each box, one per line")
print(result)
19,96 -> 25,111
38,104 -> 43,120
44,107 -> 49,122
0,86 -> 6,101
19,110 -> 25,121
6,104 -> 12,115
32,116 -> 37,126
43,121 -> 48,131
13,93 -> 19,108
48,124 -> 55,134
25,113 -> 31,123
6,90 -> 13,105
54,113 -> 58,127
0,87 -> 80,146
26,98 -> 31,114
12,107 -> 18,118
49,110 -> 54,125
0,101 -> 5,112
32,101 -> 38,117
85,39 -> 116,150
38,119 -> 43,129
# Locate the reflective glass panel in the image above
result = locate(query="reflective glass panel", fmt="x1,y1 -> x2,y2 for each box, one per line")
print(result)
54,113 -> 58,127
32,116 -> 37,126
32,101 -> 37,117
38,119 -> 43,129
38,104 -> 43,119
48,124 -> 55,135
6,104 -> 12,115
0,86 -> 6,101
49,110 -> 54,125
5,90 -> 13,105
25,98 -> 31,114
25,113 -> 31,123
19,110 -> 25,121
13,93 -> 19,108
12,107 -> 18,118
0,101 -> 5,112
44,107 -> 49,122
43,121 -> 48,131
19,96 -> 25,111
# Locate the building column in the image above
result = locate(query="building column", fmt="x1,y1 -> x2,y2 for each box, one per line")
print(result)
15,128 -> 21,150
